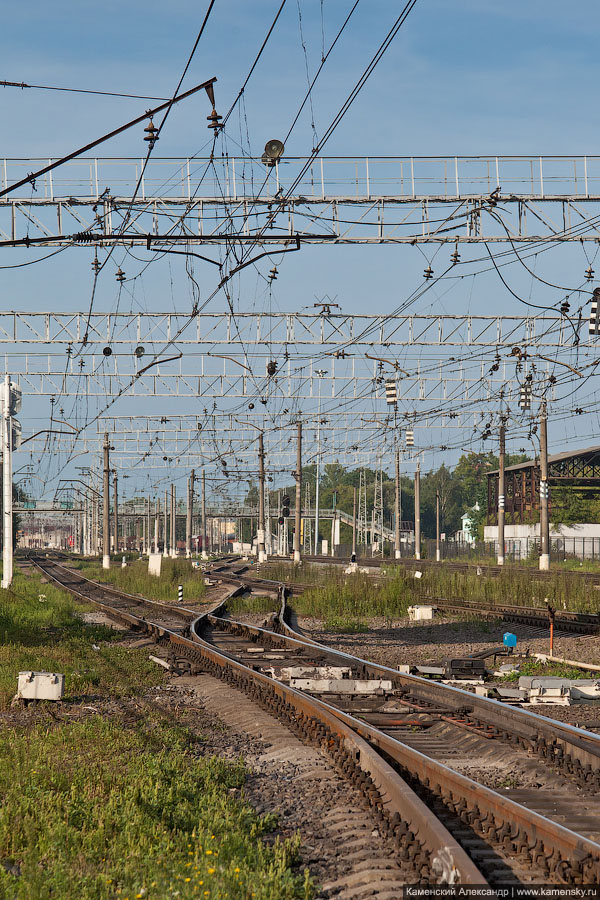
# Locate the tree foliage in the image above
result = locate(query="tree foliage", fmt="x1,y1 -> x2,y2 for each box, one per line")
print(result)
243,451 -> 530,541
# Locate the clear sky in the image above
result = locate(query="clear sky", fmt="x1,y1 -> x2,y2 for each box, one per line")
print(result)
2,1 -> 599,502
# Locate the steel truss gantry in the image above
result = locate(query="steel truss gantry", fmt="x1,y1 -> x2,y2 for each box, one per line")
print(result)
2,156 -> 600,246
8,357 -> 546,403
0,310 -> 585,348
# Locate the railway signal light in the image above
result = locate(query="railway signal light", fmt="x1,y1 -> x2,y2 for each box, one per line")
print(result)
282,495 -> 290,519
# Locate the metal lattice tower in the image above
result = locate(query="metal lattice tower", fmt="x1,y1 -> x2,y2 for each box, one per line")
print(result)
358,469 -> 368,548
373,460 -> 384,556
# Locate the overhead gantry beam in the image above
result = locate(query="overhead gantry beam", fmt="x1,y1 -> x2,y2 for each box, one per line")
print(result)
2,155 -> 600,245
0,310 -> 585,348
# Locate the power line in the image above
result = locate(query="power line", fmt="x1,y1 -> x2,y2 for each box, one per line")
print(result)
0,79 -> 169,101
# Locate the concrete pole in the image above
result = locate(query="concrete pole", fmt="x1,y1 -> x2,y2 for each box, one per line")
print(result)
394,449 -> 401,559
82,495 -> 89,555
163,489 -> 169,557
294,422 -> 302,563
1,375 -> 12,588
258,432 -> 266,562
186,470 -> 194,558
435,489 -> 441,563
539,400 -> 550,571
414,462 -> 421,560
170,483 -> 176,558
146,497 -> 151,555
113,471 -> 118,554
352,486 -> 357,561
498,421 -> 506,566
154,498 -> 159,553
201,470 -> 208,559
102,433 -> 110,569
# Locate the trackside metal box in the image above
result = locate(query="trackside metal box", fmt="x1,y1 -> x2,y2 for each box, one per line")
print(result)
17,671 -> 64,701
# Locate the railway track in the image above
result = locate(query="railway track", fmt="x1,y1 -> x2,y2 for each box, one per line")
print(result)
26,553 -> 600,888
257,556 -> 600,635
307,553 -> 600,585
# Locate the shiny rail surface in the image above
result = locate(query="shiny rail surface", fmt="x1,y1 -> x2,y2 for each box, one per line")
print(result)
25,552 -> 483,885
195,560 -> 600,883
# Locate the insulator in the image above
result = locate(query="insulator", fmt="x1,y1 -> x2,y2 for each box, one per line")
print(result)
560,300 -> 570,315
266,360 -> 278,377
116,268 -> 125,283
248,402 -> 254,410
450,248 -> 460,265
269,266 -> 278,282
143,119 -> 159,144
207,108 -> 222,130
586,265 -> 595,281
423,265 -> 434,280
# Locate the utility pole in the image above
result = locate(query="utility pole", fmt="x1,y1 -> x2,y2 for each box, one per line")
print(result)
395,449 -> 401,559
314,370 -> 327,555
414,461 -> 421,560
498,420 -> 506,566
170,483 -> 176,558
258,432 -> 266,562
1,375 -> 12,588
163,489 -> 169,557
539,400 -> 550,571
201,470 -> 208,559
186,470 -> 194,558
294,422 -> 302,563
436,489 -> 441,563
352,486 -> 357,562
146,496 -> 152,556
154,497 -> 160,553
113,471 -> 118,553
102,433 -> 110,569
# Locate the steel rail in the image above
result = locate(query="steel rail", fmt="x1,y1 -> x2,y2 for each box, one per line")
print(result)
25,552 -> 484,885
204,561 -> 600,774
192,599 -> 600,884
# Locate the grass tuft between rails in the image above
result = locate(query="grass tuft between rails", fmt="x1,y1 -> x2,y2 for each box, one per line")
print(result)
0,715 -> 312,900
75,558 -> 207,606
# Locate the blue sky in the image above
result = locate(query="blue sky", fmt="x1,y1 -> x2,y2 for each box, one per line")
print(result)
2,0 -> 600,499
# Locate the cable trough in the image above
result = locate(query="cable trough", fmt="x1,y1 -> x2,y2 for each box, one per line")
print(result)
26,554 -> 600,886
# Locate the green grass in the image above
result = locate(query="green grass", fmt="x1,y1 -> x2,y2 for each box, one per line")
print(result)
0,569 -> 313,899
0,715 -> 312,900
266,560 -> 599,628
322,617 -> 369,634
227,595 -> 279,616
382,564 -> 600,614
76,558 -> 207,606
292,570 -> 413,622
0,572 -> 164,710
500,658 -> 592,682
